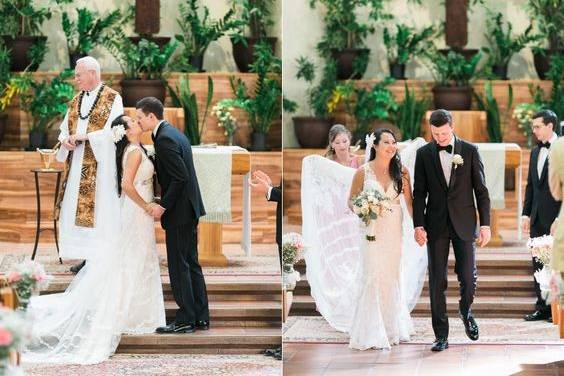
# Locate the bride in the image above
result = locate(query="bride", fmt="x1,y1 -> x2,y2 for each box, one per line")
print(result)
24,115 -> 165,364
301,128 -> 428,350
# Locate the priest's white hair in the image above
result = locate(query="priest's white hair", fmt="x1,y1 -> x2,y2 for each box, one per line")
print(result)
76,56 -> 101,80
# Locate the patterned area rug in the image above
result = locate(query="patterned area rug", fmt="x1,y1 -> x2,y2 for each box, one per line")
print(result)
283,316 -> 564,344
0,243 -> 280,276
23,354 -> 281,376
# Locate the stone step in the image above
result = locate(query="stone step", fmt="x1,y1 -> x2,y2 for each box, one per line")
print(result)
116,327 -> 281,354
289,295 -> 536,318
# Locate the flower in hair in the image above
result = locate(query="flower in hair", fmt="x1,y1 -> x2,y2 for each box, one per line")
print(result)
112,124 -> 126,143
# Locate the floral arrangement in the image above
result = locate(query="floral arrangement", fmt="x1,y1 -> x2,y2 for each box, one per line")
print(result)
351,189 -> 392,241
212,103 -> 237,145
0,308 -> 28,371
111,124 -> 126,143
6,260 -> 52,310
282,232 -> 305,290
527,235 -> 553,266
513,103 -> 540,147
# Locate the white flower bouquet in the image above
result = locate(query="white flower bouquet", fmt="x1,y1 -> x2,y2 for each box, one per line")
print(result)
282,232 -> 305,290
351,189 -> 392,241
527,235 -> 553,266
212,102 -> 237,145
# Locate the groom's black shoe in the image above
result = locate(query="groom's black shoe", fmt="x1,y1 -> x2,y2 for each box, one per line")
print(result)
69,260 -> 86,274
196,320 -> 209,330
431,338 -> 449,352
460,315 -> 479,341
155,322 -> 196,334
524,310 -> 551,321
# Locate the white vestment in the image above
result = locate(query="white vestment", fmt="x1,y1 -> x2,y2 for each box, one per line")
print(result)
55,85 -> 123,260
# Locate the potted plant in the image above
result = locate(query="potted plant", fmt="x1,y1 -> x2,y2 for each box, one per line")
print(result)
383,23 -> 438,79
221,42 -> 281,151
481,12 -> 539,80
0,0 -> 69,71
170,0 -> 241,72
474,81 -> 513,142
168,74 -> 214,146
310,0 -> 392,79
282,232 -> 304,291
61,7 -> 127,68
6,70 -> 74,149
527,0 -> 564,79
392,84 -> 430,140
230,0 -> 277,73
292,57 -> 337,148
105,36 -> 177,106
0,43 -> 11,145
426,49 -> 481,110
329,78 -> 398,146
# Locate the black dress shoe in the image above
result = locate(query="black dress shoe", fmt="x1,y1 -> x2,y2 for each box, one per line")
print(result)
69,260 -> 86,274
196,320 -> 209,330
524,310 -> 551,321
460,314 -> 479,341
155,322 -> 196,334
431,338 -> 449,352
273,348 -> 282,361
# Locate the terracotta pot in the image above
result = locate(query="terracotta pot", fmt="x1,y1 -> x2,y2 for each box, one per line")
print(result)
432,86 -> 473,111
389,62 -> 406,80
120,79 -> 166,107
292,116 -> 334,148
533,49 -> 564,80
231,37 -> 277,73
330,48 -> 370,80
2,35 -> 47,71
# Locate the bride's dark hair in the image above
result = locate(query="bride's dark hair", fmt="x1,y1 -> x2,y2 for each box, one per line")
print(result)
368,128 -> 403,196
111,115 -> 153,197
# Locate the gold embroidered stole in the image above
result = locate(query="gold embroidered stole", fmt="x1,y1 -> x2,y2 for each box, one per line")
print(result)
55,86 -> 117,227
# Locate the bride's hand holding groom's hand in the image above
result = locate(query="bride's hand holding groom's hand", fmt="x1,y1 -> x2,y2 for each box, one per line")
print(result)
414,227 -> 427,247
145,202 -> 165,220
477,226 -> 491,247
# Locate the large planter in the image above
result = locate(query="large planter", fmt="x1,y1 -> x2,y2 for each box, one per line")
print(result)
0,113 -> 7,145
231,37 -> 277,73
68,52 -> 87,69
533,49 -> 563,80
251,131 -> 268,151
29,131 -> 47,150
389,62 -> 406,80
189,54 -> 205,73
292,116 -> 334,148
120,79 -> 167,107
331,48 -> 370,80
492,64 -> 509,80
2,35 -> 47,71
432,86 -> 473,110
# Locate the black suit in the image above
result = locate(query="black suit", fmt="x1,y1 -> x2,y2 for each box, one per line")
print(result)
268,185 -> 282,264
413,137 -> 490,339
523,144 -> 561,312
153,121 -> 209,324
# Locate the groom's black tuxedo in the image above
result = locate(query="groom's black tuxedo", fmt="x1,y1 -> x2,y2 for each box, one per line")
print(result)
153,121 -> 209,324
413,137 -> 491,339
523,143 -> 561,312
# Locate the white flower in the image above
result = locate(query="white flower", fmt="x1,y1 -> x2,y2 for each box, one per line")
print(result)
112,124 -> 126,143
146,147 -> 155,158
452,154 -> 464,169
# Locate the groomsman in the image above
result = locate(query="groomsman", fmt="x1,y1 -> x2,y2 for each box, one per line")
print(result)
522,109 -> 561,322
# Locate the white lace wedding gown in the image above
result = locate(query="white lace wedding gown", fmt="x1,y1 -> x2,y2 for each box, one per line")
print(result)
23,144 -> 165,364
348,164 -> 413,350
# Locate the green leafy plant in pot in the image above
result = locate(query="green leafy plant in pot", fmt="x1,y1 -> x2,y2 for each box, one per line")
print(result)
0,0 -> 70,71
328,77 -> 398,147
170,0 -> 242,72
6,70 -> 75,149
221,42 -> 281,151
392,84 -> 430,141
310,0 -> 392,80
105,35 -> 177,107
62,7 -> 128,68
230,0 -> 277,72
474,81 -> 513,142
426,49 -> 482,110
168,75 -> 214,146
291,56 -> 338,148
383,23 -> 439,79
481,11 -> 540,80
526,0 -> 564,79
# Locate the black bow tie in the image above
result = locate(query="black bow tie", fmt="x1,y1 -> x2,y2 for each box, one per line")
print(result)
538,142 -> 551,149
437,144 -> 453,153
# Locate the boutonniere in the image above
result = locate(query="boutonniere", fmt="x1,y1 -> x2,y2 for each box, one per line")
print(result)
452,154 -> 464,169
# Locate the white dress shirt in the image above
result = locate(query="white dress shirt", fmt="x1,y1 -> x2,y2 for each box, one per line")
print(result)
439,136 -> 456,186
153,120 -> 165,138
537,132 -> 558,179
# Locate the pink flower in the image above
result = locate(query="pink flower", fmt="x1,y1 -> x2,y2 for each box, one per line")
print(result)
0,327 -> 13,346
33,273 -> 44,282
7,272 -> 21,284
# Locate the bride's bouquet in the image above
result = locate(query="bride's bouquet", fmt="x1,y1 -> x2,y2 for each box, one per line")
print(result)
351,189 -> 392,241
526,235 -> 559,301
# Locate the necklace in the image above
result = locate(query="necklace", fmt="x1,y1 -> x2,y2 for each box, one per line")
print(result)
78,83 -> 105,120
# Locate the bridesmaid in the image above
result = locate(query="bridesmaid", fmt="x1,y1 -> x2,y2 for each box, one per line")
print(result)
325,124 -> 363,168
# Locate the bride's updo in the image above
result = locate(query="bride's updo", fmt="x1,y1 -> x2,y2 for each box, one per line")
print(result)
111,115 -> 153,196
368,128 -> 403,196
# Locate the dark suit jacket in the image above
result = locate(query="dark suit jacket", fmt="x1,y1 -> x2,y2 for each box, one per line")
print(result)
154,121 -> 206,229
413,138 -> 491,242
523,145 -> 562,235
269,186 -> 282,250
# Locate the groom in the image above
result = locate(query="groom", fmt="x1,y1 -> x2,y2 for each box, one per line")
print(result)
413,109 -> 491,352
136,97 -> 209,334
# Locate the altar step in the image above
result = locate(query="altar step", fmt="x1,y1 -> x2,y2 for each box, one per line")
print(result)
290,295 -> 536,318
116,328 -> 281,354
